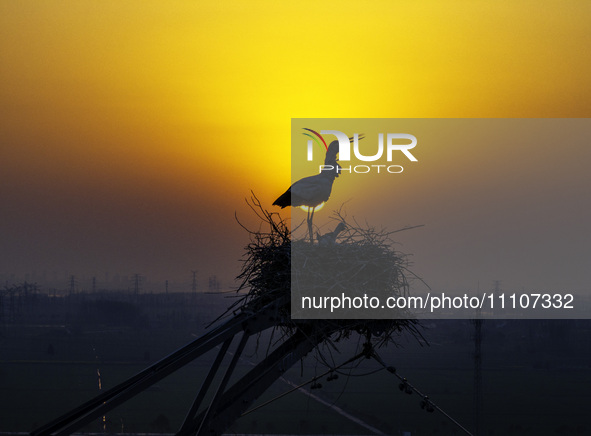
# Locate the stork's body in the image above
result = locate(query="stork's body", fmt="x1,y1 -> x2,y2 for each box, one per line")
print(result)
272,171 -> 337,209
273,140 -> 340,242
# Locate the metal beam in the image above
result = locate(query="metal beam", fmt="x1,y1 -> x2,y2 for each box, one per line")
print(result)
194,331 -> 250,435
183,327 -> 324,436
178,337 -> 233,433
30,297 -> 286,436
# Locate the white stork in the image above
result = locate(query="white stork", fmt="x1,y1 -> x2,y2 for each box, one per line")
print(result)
273,140 -> 341,242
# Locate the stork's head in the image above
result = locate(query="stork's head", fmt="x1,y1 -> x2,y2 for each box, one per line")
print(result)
325,140 -> 340,161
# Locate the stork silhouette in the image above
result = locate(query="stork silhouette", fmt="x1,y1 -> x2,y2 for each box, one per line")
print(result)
317,221 -> 347,246
273,140 -> 342,242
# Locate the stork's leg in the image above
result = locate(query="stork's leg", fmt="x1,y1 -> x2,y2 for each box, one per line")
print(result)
308,207 -> 315,243
306,208 -> 312,243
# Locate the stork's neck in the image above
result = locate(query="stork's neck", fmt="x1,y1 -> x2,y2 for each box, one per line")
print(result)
320,156 -> 340,180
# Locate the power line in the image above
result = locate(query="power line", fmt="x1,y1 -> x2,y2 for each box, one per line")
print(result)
241,343 -> 474,436
241,351 -> 365,417
372,350 -> 474,436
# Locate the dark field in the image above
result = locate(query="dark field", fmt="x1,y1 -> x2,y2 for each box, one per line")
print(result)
1,292 -> 590,434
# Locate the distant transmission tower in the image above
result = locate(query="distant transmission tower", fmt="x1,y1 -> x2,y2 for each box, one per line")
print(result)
69,275 -> 77,295
208,275 -> 220,292
133,274 -> 142,296
191,270 -> 198,294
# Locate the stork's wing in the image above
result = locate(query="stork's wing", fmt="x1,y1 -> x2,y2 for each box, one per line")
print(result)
272,188 -> 291,208
289,174 -> 333,207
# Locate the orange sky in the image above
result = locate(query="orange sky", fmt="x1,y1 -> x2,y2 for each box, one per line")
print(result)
1,1 -> 590,290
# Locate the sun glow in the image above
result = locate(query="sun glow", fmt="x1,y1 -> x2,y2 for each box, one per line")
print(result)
298,203 -> 325,213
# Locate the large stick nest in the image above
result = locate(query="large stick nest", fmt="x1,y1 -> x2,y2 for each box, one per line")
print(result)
224,195 -> 426,348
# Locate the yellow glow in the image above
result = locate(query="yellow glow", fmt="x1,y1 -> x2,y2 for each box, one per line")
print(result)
298,202 -> 325,213
1,0 -> 590,214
